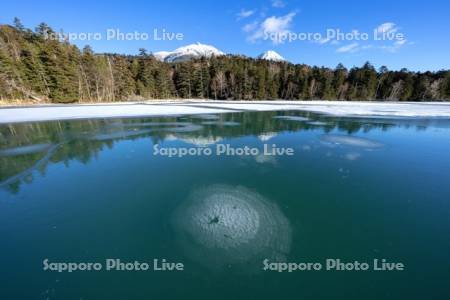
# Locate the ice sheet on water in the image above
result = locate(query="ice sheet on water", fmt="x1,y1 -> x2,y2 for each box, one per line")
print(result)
109,121 -> 191,128
0,144 -> 60,187
273,116 -> 309,122
191,114 -> 220,120
89,129 -> 153,141
0,143 -> 53,157
202,121 -> 240,126
307,121 -> 328,126
164,124 -> 203,133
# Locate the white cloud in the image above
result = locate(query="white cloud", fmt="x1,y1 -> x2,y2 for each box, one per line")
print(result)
242,21 -> 258,33
394,39 -> 407,46
380,38 -> 408,52
336,42 -> 360,53
374,22 -> 408,52
237,9 -> 255,20
375,22 -> 398,35
272,0 -> 286,8
247,12 -> 296,44
316,37 -> 331,45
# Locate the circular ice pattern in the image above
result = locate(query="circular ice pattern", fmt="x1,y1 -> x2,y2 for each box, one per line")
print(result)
171,185 -> 292,269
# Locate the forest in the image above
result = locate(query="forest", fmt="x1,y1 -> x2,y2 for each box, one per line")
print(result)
1,19 -> 449,103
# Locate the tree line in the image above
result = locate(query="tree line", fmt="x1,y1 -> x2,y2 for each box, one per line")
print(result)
1,19 -> 449,103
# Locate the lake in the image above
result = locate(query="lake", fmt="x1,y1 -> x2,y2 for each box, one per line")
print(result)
1,111 -> 449,299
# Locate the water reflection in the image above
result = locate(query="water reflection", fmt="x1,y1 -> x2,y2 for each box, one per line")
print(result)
320,134 -> 384,149
1,110 -> 447,193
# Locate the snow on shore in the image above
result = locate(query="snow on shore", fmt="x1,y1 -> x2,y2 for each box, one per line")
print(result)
1,100 -> 450,123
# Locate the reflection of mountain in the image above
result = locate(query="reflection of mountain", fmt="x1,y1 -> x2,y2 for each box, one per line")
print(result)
257,132 -> 278,142
1,111 -> 435,193
164,134 -> 223,146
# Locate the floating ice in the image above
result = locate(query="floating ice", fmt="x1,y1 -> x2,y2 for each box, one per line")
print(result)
307,121 -> 328,126
273,116 -> 309,122
171,185 -> 291,270
164,124 -> 203,133
0,143 -> 53,157
164,134 -> 223,145
321,134 -> 383,148
110,121 -> 204,133
0,144 -> 61,187
110,122 -> 191,128
202,121 -> 240,126
90,129 -> 153,141
191,114 -> 220,120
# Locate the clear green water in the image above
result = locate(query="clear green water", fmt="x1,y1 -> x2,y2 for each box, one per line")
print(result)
1,111 -> 450,299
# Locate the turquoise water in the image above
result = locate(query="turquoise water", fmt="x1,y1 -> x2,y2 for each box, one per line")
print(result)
1,111 -> 450,299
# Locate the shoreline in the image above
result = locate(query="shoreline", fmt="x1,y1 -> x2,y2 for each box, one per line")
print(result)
1,100 -> 450,124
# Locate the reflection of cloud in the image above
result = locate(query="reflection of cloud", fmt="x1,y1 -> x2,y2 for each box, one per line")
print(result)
321,134 -> 384,149
171,185 -> 291,270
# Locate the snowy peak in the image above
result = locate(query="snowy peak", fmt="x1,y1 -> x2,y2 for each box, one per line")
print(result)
258,50 -> 286,62
152,51 -> 171,62
154,43 -> 224,63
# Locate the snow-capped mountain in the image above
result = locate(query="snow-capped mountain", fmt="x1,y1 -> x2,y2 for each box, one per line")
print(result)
154,43 -> 224,63
258,50 -> 286,62
152,51 -> 171,62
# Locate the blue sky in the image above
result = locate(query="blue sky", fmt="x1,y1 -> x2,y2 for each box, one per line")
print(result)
1,0 -> 449,71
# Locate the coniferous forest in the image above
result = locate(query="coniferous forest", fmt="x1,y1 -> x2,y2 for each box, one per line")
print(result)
1,19 -> 449,104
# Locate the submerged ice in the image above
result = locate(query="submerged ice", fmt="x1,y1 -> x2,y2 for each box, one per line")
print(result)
171,185 -> 291,269
321,134 -> 384,149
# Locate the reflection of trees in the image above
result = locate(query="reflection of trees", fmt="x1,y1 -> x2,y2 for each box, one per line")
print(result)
0,112 -> 437,193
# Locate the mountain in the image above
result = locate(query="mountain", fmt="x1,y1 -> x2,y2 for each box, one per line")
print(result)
1,24 -> 448,103
258,50 -> 286,62
154,42 -> 224,62
152,51 -> 171,62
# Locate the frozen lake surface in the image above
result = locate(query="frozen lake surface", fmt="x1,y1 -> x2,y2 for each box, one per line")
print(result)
1,100 -> 450,124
